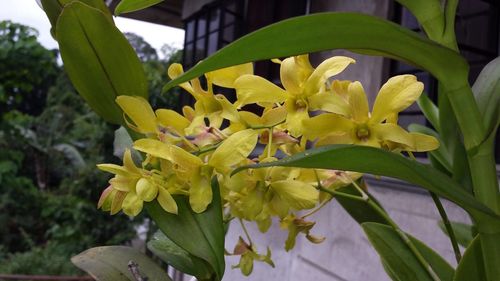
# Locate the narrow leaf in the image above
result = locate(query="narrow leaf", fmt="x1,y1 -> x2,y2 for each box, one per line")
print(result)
394,0 -> 445,42
145,177 -> 225,280
416,93 -> 440,132
164,13 -> 468,94
71,246 -> 171,281
147,231 -> 212,280
233,145 -> 496,218
57,2 -> 148,124
454,236 -> 486,281
437,221 -> 476,248
408,124 -> 452,173
362,222 -> 454,281
334,184 -> 389,225
115,0 -> 163,15
472,56 -> 500,136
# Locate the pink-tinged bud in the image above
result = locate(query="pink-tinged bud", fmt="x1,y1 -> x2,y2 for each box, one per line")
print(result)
259,130 -> 298,145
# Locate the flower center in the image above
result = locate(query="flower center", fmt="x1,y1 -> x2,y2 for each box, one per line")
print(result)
356,125 -> 370,141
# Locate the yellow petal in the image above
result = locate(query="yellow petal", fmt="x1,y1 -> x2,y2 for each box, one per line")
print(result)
122,192 -> 143,217
116,96 -> 157,134
123,149 -> 140,174
97,163 -> 129,175
239,111 -> 262,127
205,63 -> 253,88
189,173 -> 213,213
271,180 -> 319,210
304,56 -> 355,96
157,187 -> 178,214
372,123 -> 439,152
135,178 -> 158,202
261,106 -> 287,127
234,75 -> 287,108
316,132 -> 354,147
371,75 -> 424,124
111,190 -> 127,215
167,63 -> 195,95
214,94 -> 240,122
133,139 -> 203,171
285,97 -> 309,137
348,82 -> 369,123
209,129 -> 259,170
109,174 -> 137,192
280,55 -> 313,94
308,92 -> 350,116
302,113 -> 354,140
331,80 -> 352,101
156,109 -> 191,135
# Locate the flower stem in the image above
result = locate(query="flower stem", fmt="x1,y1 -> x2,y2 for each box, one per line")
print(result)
429,192 -> 461,263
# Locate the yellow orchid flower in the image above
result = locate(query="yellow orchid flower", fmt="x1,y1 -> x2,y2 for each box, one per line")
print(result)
167,63 -> 251,128
234,55 -> 354,136
133,128 -> 259,213
97,149 -> 178,216
303,75 -> 439,152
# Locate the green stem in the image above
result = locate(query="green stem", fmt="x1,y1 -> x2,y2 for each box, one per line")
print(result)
319,185 -> 441,281
429,192 -> 461,263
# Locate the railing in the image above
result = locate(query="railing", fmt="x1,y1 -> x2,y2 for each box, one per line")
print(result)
0,274 -> 94,281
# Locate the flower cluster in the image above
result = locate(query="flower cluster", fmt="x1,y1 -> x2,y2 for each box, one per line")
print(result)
96,54 -> 438,274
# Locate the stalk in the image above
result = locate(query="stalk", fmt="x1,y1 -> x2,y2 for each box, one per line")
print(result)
429,192 -> 461,263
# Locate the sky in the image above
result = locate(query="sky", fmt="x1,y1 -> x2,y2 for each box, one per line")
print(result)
0,0 -> 185,58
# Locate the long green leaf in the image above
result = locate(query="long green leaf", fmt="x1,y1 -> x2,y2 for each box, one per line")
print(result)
56,2 -> 148,124
394,0 -> 444,42
71,246 -> 171,281
145,177 -> 225,280
363,222 -> 454,281
232,145 -> 495,218
454,236 -> 486,281
147,231 -> 213,280
408,124 -> 452,173
164,13 -> 468,93
438,221 -> 476,248
417,93 -> 440,132
472,56 -> 500,136
115,0 -> 163,15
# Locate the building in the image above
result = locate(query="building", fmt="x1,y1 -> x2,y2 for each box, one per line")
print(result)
109,0 -> 500,280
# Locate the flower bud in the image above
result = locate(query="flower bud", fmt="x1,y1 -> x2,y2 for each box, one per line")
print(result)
136,178 -> 158,202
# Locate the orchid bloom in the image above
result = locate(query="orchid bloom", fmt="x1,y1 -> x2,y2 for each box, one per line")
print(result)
303,75 -> 439,152
233,55 -> 354,137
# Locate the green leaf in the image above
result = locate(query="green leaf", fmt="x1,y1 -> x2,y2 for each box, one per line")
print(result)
438,221 -> 476,248
408,124 -> 452,173
147,231 -> 213,279
416,93 -> 440,132
145,177 -> 225,280
394,0 -> 445,42
41,0 -> 113,38
362,222 -> 454,281
472,56 -> 500,136
56,2 -> 148,124
164,13 -> 468,93
454,236 -> 486,281
233,145 -> 497,220
334,183 -> 390,225
115,0 -> 163,15
71,246 -> 172,281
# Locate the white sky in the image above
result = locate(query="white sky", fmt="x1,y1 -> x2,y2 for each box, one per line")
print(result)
0,0 -> 185,58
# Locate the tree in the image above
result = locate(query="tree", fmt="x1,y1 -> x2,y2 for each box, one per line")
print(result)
0,21 -> 59,117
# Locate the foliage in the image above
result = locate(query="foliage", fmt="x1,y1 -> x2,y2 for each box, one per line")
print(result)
39,1 -> 500,281
0,20 -> 58,117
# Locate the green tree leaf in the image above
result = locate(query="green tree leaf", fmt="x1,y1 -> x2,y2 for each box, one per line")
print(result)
71,246 -> 172,281
362,222 -> 454,281
115,0 -> 163,15
232,145 -> 495,219
56,1 -> 148,124
454,236 -> 486,281
145,177 -> 225,280
147,231 -> 213,280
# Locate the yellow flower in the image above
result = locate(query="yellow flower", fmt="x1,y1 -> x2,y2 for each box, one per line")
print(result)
167,63 -> 252,129
133,128 -> 259,213
303,75 -> 439,152
97,149 -> 178,216
234,55 -> 354,137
